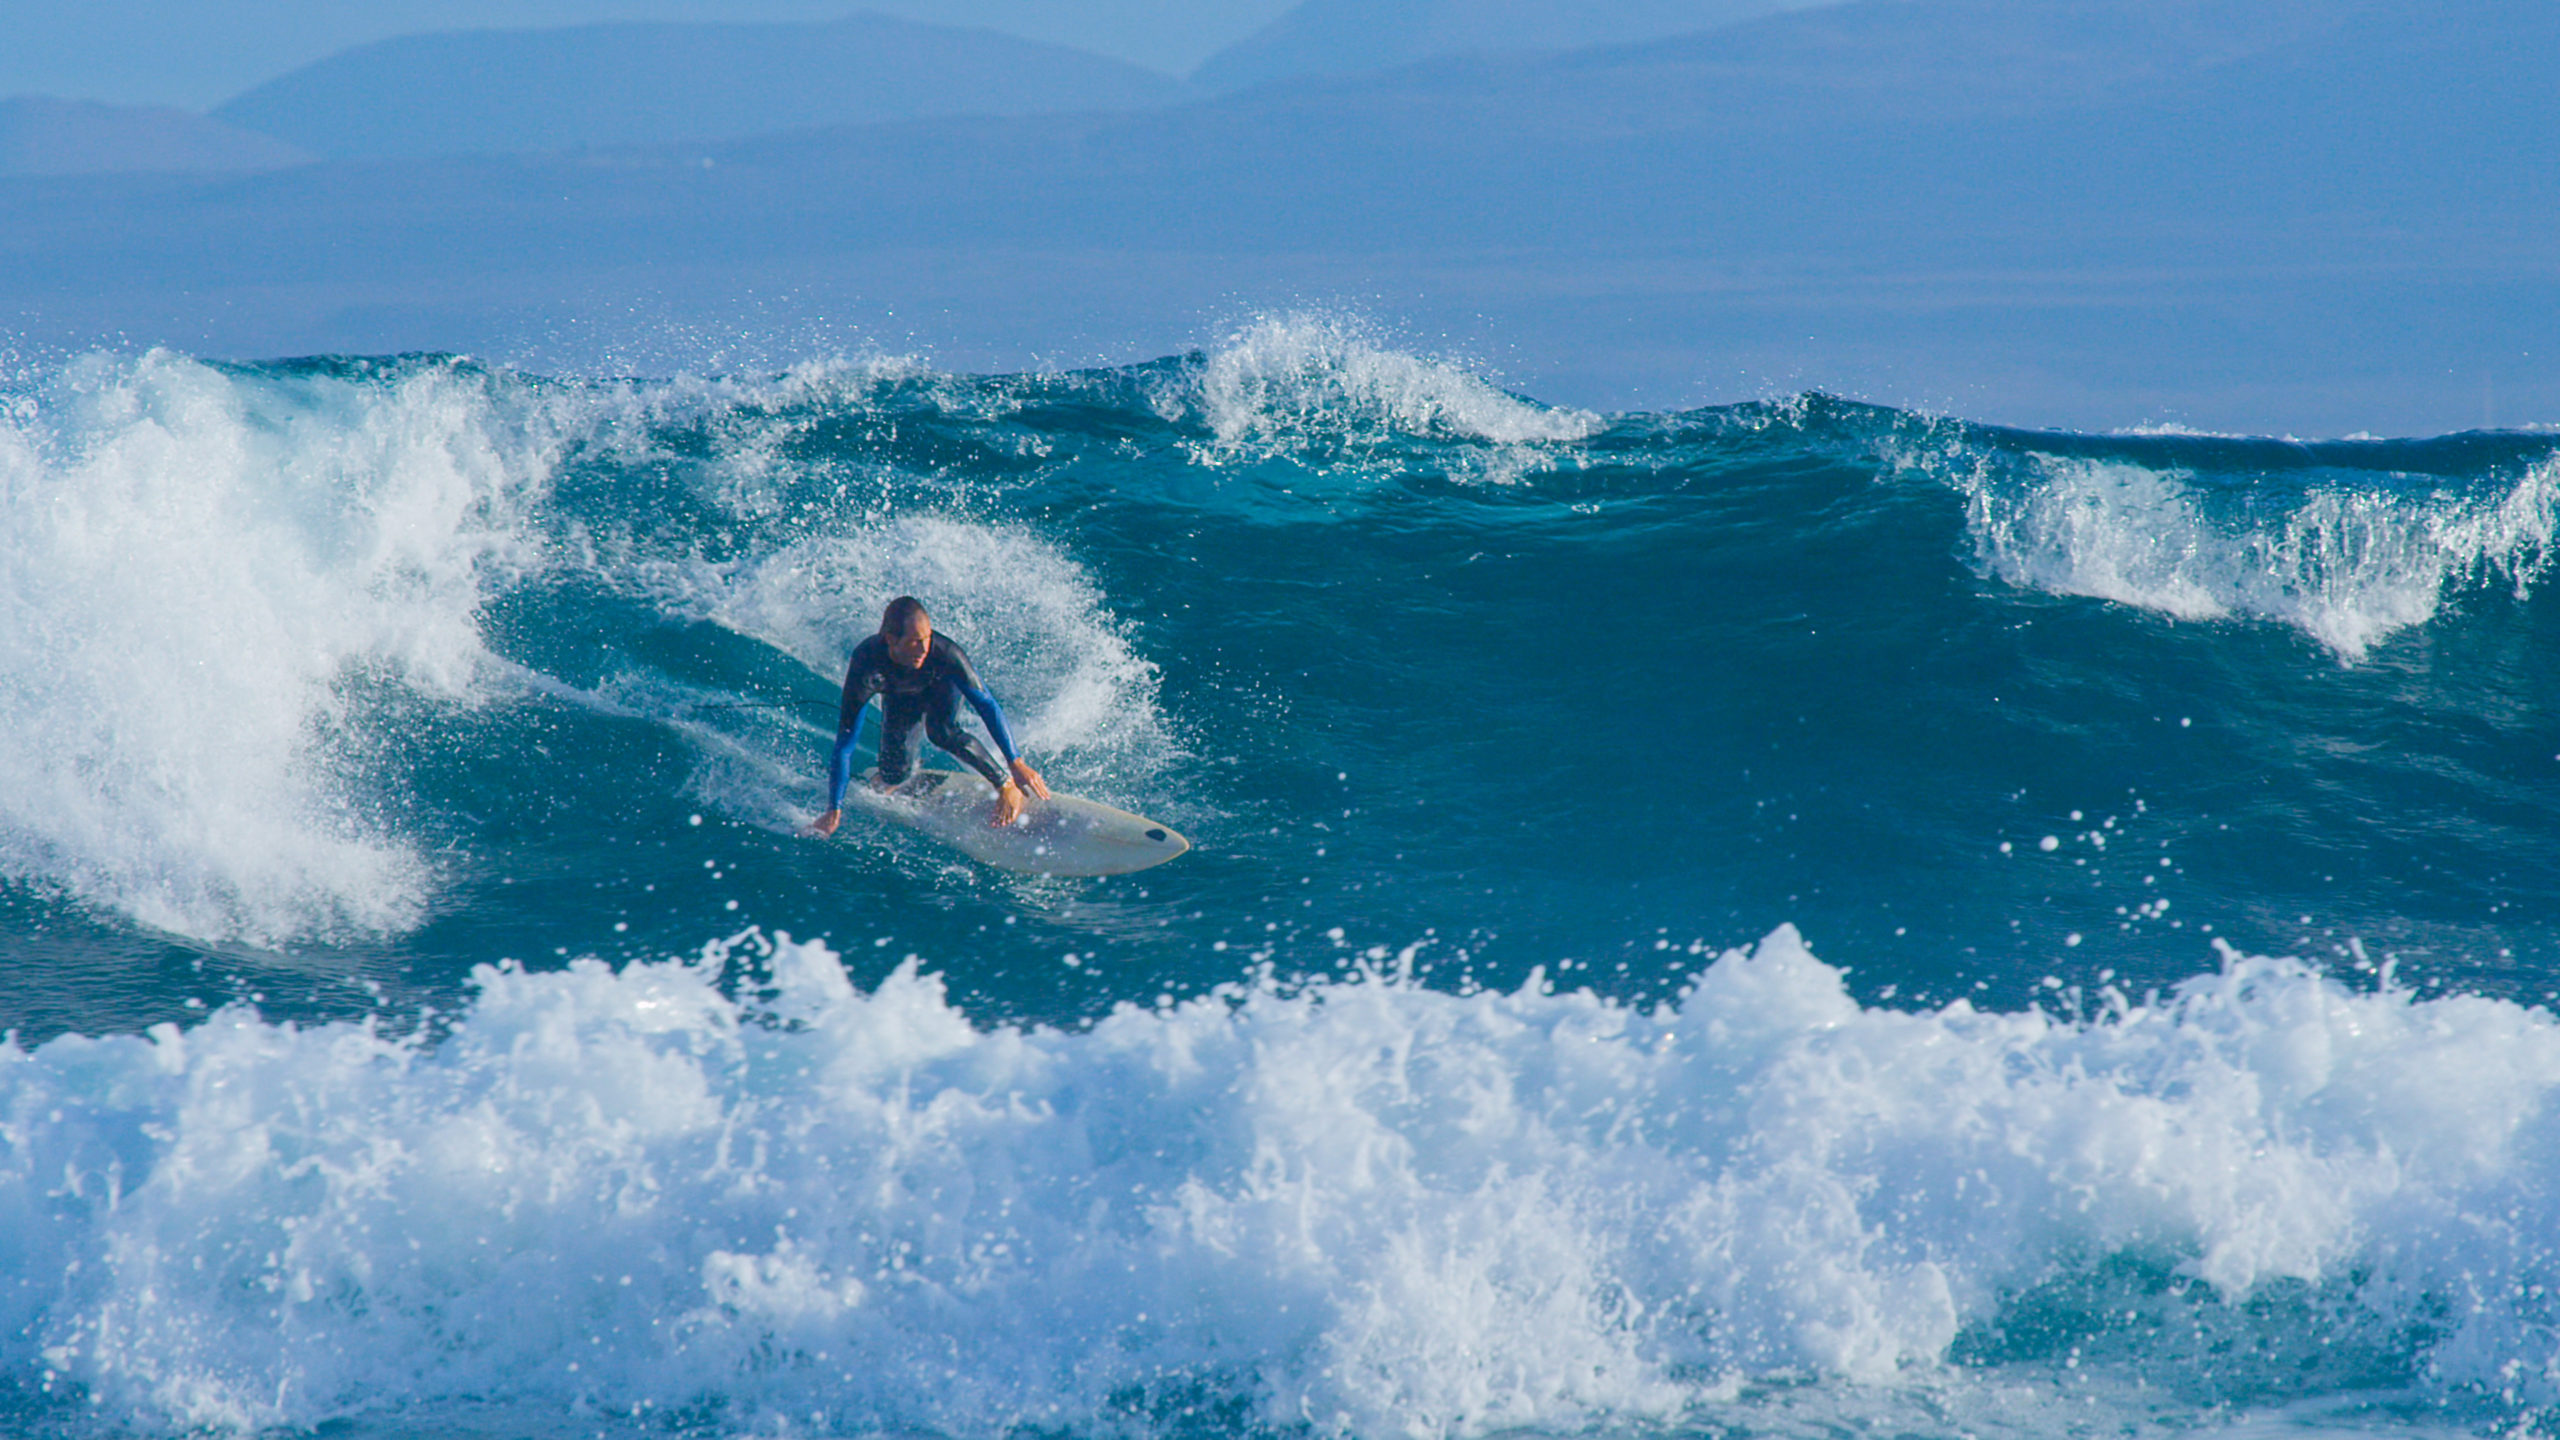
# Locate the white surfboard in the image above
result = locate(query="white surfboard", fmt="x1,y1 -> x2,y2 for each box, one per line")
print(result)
847,767 -> 1189,876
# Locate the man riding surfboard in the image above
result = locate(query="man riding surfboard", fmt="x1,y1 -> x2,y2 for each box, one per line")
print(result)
809,596 -> 1050,835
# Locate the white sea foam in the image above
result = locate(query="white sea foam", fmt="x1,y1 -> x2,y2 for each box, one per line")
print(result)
1182,314 -> 1599,460
1948,451 -> 2560,660
0,353 -> 557,942
8,927 -> 2560,1436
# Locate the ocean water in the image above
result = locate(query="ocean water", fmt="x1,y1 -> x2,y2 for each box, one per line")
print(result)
5,318 -> 2560,1438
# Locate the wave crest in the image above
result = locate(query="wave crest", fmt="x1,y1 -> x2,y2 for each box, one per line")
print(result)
1933,444 -> 2560,660
1176,314 -> 1599,465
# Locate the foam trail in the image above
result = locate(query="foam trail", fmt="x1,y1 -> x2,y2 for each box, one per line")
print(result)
0,352 -> 554,942
661,516 -> 1176,790
1948,450 -> 2560,659
8,927 -> 2560,1436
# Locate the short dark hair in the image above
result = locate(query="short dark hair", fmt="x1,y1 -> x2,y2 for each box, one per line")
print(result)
880,595 -> 930,633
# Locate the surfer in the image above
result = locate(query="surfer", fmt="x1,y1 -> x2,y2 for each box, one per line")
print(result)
810,596 -> 1050,835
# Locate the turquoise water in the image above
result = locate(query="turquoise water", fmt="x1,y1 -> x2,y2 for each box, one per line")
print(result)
5,320 -> 2560,1437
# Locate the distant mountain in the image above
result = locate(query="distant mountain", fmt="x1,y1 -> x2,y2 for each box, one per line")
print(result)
1190,0 -> 1827,91
24,0 -> 2543,276
0,96 -> 311,176
1285,0 -> 2398,169
210,12 -> 1192,161
786,0 -> 2505,246
1537,0 -> 2381,118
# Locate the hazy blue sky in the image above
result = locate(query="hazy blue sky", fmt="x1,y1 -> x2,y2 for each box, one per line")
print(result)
8,0 -> 2545,434
1,0 -> 1300,107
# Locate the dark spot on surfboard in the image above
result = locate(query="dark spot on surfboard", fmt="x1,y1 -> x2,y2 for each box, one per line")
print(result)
1146,828 -> 1167,841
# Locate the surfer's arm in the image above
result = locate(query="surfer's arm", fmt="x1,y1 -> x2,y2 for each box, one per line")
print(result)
954,677 -> 1049,805
826,708 -> 867,813
817,652 -> 883,829
937,641 -> 1044,824
953,678 -> 1020,764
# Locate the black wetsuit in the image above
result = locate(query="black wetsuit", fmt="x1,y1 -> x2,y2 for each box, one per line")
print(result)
826,632 -> 1021,809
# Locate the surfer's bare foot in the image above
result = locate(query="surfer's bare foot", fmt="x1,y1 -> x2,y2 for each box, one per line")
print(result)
809,809 -> 841,838
993,780 -> 1028,826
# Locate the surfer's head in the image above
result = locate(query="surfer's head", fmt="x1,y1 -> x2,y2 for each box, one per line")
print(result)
880,595 -> 932,669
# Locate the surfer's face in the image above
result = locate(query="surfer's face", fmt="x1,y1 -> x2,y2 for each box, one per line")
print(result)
886,617 -> 932,669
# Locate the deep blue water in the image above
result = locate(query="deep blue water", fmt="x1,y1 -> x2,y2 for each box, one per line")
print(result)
6,320 -> 2560,1438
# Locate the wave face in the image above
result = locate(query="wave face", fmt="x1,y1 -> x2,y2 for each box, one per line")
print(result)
5,319 -> 2560,1437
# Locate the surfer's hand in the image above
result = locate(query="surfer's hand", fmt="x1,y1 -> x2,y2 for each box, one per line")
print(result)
1010,758 -> 1050,800
993,781 -> 1028,827
809,808 -> 841,838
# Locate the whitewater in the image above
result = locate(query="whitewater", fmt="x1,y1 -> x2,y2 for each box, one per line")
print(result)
5,320 -> 2560,1438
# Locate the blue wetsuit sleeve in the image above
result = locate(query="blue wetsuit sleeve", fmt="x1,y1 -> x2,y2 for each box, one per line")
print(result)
827,708 -> 867,811
955,679 -> 1021,766
829,640 -> 882,811
938,636 -> 1022,767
